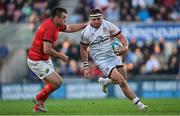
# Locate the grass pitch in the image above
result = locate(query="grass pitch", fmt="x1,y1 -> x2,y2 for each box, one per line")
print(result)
0,98 -> 180,115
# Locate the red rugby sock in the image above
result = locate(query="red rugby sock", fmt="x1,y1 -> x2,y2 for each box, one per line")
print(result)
42,94 -> 49,102
36,83 -> 55,101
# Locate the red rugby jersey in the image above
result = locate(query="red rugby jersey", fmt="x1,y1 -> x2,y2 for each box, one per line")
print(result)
28,18 -> 66,61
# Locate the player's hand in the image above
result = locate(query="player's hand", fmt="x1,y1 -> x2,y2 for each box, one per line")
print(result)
62,55 -> 69,63
118,46 -> 128,56
84,67 -> 92,79
59,52 -> 69,63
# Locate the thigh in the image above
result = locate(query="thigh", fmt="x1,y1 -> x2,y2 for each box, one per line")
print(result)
44,71 -> 63,88
109,68 -> 126,83
117,66 -> 127,81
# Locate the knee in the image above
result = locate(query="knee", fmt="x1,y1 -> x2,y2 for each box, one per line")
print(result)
116,78 -> 127,88
59,78 -> 63,86
53,78 -> 63,89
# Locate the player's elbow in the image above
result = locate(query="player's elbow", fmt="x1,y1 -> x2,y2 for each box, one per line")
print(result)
43,47 -> 51,55
64,26 -> 74,33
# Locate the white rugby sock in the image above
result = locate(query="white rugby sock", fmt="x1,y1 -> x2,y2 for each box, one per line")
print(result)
104,78 -> 112,85
132,97 -> 145,109
132,97 -> 140,105
99,77 -> 112,85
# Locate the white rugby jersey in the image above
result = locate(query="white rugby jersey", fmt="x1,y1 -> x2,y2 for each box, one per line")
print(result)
81,19 -> 121,65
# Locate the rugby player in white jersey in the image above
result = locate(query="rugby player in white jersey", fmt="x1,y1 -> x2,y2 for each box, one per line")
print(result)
80,9 -> 148,111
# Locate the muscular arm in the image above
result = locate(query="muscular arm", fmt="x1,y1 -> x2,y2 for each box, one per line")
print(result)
80,43 -> 92,79
80,43 -> 89,62
116,33 -> 129,55
64,23 -> 87,33
116,33 -> 129,47
43,41 -> 68,62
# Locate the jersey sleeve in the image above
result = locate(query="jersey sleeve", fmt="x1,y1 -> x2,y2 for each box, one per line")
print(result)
43,27 -> 56,43
80,30 -> 89,45
107,21 -> 121,36
59,25 -> 66,32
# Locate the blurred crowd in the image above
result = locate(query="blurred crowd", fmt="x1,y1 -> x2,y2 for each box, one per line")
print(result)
0,0 -> 59,31
70,0 -> 180,23
0,0 -> 180,24
125,38 -> 180,75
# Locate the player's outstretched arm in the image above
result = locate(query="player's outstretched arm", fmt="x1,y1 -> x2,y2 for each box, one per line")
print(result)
64,23 -> 88,33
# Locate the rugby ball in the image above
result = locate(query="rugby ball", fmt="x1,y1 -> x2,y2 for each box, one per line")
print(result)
111,40 -> 123,53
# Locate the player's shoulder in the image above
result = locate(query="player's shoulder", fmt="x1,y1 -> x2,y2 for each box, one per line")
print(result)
41,18 -> 49,24
102,19 -> 110,23
102,19 -> 115,26
81,25 -> 91,36
83,24 -> 91,31
41,18 -> 54,28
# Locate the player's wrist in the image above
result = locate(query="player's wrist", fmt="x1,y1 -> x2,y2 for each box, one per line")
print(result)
124,45 -> 128,48
58,51 -> 65,58
83,62 -> 90,68
122,43 -> 128,48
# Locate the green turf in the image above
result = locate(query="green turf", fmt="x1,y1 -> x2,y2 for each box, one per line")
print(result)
0,98 -> 180,115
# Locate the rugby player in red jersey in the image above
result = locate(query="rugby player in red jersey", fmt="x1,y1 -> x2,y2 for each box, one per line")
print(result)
27,7 -> 87,112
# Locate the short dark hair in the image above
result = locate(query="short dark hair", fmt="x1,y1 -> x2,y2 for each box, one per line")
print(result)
89,9 -> 102,16
51,7 -> 67,18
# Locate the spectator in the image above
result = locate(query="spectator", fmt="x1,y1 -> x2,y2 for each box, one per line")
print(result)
70,3 -> 87,23
105,0 -> 120,22
94,0 -> 109,13
145,54 -> 161,74
0,1 -> 6,23
163,0 -> 176,8
124,50 -> 137,73
67,45 -> 80,61
134,48 -> 144,67
132,0 -> 146,8
61,39 -> 71,54
167,48 -> 179,74
29,11 -> 40,31
144,0 -> 155,8
153,43 -> 167,73
58,59 -> 79,76
129,37 -> 138,52
21,2 -> 32,22
0,45 -> 9,59
136,7 -> 151,21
